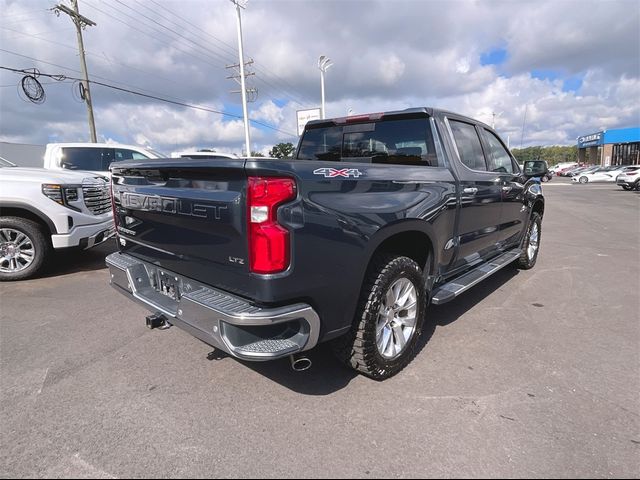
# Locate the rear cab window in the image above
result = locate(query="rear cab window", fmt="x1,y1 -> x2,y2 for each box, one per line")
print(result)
296,114 -> 442,167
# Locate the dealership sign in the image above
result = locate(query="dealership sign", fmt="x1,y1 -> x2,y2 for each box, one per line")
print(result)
296,108 -> 321,136
578,131 -> 604,148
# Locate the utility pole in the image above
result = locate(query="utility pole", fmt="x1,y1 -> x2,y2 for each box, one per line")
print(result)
230,0 -> 251,157
53,0 -> 97,143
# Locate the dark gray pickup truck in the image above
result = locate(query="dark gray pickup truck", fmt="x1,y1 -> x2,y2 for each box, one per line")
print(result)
106,107 -> 546,380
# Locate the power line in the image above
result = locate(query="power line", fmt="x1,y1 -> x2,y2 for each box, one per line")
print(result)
113,0 -> 308,107
0,65 -> 296,137
2,8 -> 49,19
134,0 -> 238,62
147,0 -> 238,57
147,0 -> 308,106
81,0 -> 227,72
112,0 -> 233,66
0,24 -> 196,96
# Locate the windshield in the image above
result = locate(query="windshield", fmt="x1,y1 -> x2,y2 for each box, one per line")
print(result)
0,156 -> 16,167
297,116 -> 441,166
147,148 -> 168,158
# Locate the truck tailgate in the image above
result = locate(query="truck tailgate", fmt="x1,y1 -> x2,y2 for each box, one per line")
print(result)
111,158 -> 249,286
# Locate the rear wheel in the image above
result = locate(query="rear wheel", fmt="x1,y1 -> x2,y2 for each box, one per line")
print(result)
0,217 -> 51,281
579,176 -> 588,184
516,212 -> 542,270
332,255 -> 426,380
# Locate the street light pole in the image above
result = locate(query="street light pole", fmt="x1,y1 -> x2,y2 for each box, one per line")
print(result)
231,0 -> 251,156
492,110 -> 503,130
318,55 -> 333,120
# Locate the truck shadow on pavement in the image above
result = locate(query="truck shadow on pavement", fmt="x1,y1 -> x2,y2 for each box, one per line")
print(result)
240,267 -> 520,396
42,239 -> 118,278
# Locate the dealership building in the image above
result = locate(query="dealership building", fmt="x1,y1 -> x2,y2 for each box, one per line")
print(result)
577,127 -> 640,166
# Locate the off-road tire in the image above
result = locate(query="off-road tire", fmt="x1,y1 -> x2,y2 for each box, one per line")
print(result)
332,255 -> 426,380
516,212 -> 542,270
0,217 -> 51,281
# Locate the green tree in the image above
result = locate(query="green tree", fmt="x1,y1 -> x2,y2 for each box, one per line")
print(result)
250,151 -> 265,157
269,142 -> 295,158
512,145 -> 578,167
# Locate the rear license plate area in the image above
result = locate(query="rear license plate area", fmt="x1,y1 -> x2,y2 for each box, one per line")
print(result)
156,270 -> 181,301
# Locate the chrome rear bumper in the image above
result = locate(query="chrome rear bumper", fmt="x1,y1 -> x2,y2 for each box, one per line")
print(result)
106,252 -> 320,361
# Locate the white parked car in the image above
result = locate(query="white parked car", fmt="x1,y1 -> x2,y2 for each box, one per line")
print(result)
170,150 -> 238,160
549,162 -> 578,174
44,142 -> 165,175
0,157 -> 113,280
571,167 -> 627,184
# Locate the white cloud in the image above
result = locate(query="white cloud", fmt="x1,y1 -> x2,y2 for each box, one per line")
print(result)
0,0 -> 638,152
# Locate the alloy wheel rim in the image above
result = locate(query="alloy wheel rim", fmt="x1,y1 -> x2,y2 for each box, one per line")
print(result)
0,228 -> 35,273
527,222 -> 539,261
376,277 -> 418,359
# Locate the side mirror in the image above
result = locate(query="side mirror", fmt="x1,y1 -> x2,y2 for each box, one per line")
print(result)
523,160 -> 548,178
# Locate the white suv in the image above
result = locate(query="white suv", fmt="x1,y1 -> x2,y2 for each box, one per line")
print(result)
616,166 -> 640,190
44,142 -> 164,175
0,157 -> 114,280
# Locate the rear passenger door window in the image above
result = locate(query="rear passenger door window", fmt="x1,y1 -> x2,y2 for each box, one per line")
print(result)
448,120 -> 487,171
482,130 -> 516,174
61,147 -> 110,171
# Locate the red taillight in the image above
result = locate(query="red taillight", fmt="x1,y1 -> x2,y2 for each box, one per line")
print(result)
247,177 -> 296,274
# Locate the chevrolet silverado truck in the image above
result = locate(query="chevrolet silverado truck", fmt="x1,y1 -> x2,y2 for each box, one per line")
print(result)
106,108 -> 546,380
0,157 -> 114,281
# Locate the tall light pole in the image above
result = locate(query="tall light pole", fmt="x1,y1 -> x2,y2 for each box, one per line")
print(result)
231,0 -> 251,156
318,55 -> 333,119
492,110 -> 503,130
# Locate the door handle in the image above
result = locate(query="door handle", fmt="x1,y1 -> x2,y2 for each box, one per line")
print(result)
463,187 -> 478,195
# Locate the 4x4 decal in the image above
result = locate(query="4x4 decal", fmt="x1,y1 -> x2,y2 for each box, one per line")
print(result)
313,168 -> 364,178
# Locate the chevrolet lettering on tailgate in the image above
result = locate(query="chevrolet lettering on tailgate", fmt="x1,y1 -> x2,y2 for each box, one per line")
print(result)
120,192 -> 228,220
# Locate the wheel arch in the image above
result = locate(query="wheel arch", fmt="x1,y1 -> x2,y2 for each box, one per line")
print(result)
0,203 -> 57,234
363,220 -> 437,278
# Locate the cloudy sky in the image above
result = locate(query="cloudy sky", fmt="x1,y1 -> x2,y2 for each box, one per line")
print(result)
1,0 -> 639,156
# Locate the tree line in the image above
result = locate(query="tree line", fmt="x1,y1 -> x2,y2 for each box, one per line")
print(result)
511,145 -> 579,166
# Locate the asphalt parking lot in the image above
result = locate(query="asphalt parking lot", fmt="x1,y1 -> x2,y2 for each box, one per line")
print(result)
1,179 -> 638,478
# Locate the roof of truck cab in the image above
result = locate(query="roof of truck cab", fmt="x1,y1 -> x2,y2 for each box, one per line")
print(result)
305,107 -> 494,131
46,142 -> 153,150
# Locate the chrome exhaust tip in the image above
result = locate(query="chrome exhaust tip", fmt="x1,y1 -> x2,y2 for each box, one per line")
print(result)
290,354 -> 312,372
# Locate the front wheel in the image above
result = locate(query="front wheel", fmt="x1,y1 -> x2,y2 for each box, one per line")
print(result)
516,212 -> 542,270
0,217 -> 51,281
332,255 -> 426,380
579,176 -> 588,184
621,185 -> 631,191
